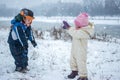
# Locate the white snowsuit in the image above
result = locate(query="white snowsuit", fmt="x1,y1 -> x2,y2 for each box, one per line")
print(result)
67,23 -> 94,77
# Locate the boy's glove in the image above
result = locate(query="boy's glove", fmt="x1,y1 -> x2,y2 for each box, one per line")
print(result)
31,40 -> 37,47
62,21 -> 70,29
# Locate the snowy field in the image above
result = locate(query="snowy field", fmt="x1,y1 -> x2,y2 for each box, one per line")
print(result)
0,28 -> 120,80
0,16 -> 120,25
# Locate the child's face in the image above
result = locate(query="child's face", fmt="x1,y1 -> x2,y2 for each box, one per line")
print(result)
24,18 -> 32,27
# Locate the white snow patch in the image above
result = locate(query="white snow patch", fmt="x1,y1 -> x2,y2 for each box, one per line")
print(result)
0,28 -> 120,80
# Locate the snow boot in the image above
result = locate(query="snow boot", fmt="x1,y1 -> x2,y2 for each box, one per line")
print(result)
20,68 -> 27,73
68,71 -> 78,79
20,67 -> 29,73
77,77 -> 88,80
15,67 -> 22,72
25,67 -> 30,71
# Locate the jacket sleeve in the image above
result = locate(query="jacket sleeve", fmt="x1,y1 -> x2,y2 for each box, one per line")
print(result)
67,26 -> 94,39
25,27 -> 35,42
13,26 -> 28,48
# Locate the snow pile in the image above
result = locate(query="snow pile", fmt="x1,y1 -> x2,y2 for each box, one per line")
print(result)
0,28 -> 120,80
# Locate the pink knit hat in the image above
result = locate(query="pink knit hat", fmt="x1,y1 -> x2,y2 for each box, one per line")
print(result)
74,13 -> 89,28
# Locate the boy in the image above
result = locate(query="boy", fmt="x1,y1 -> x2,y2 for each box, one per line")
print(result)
8,8 -> 37,73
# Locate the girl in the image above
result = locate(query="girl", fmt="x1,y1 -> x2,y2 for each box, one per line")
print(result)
63,13 -> 94,80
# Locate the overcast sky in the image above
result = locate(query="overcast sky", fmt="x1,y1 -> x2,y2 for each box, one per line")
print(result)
0,0 -> 82,8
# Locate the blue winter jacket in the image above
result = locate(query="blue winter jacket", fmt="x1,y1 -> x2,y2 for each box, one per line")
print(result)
8,19 -> 35,48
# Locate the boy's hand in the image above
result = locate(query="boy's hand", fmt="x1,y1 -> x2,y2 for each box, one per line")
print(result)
62,21 -> 71,29
31,41 -> 37,47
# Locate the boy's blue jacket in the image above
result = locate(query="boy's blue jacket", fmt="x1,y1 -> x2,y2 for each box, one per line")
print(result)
8,19 -> 35,48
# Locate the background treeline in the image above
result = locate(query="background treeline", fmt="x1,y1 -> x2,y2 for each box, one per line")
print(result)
0,0 -> 120,17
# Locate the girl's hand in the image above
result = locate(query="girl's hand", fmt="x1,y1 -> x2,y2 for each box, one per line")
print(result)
62,21 -> 71,29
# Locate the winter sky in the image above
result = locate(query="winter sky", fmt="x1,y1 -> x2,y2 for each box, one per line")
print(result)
0,0 -> 82,8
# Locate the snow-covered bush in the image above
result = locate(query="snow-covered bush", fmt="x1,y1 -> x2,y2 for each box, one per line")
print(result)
33,27 -> 120,44
34,27 -> 72,41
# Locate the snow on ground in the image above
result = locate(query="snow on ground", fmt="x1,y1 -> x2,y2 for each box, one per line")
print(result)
0,28 -> 120,80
